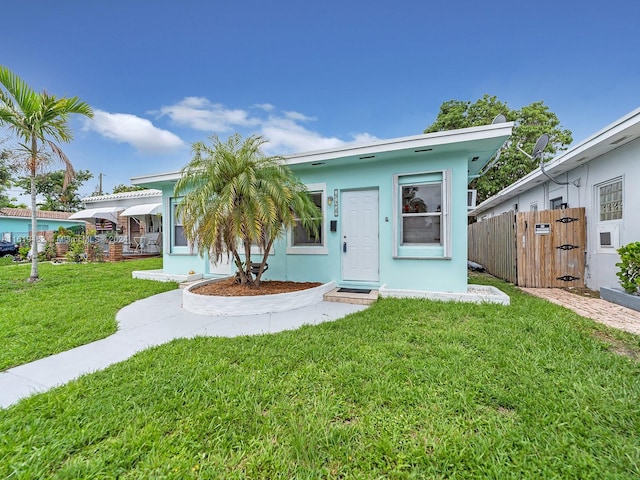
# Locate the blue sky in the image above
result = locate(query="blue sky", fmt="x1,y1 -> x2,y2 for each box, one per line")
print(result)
3,0 -> 639,201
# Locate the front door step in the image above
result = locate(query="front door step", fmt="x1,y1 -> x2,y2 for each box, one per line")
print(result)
324,287 -> 378,305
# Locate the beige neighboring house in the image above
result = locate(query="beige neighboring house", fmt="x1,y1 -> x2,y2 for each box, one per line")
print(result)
70,189 -> 163,252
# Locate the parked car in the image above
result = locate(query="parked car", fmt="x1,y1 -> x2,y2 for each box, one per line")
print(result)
0,240 -> 19,257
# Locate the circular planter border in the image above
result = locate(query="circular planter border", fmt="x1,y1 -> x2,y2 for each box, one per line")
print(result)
183,278 -> 336,316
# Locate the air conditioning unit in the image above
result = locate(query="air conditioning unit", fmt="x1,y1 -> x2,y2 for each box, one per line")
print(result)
596,223 -> 620,253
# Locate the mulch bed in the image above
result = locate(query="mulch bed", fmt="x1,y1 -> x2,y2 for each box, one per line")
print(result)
191,277 -> 322,296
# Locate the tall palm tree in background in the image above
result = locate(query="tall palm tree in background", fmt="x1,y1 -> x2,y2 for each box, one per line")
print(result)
0,65 -> 93,282
175,134 -> 320,288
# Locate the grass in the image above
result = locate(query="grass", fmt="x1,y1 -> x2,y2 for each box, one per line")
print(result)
1,274 -> 639,478
0,258 -> 177,370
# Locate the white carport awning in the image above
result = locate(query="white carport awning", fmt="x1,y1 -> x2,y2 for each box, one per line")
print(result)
120,203 -> 163,217
68,207 -> 124,223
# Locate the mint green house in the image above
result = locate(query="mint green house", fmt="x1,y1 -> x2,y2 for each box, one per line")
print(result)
0,208 -> 86,243
132,123 -> 512,299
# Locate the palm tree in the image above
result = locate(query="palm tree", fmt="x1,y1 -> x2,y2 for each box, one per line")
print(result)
174,134 -> 320,288
0,65 -> 93,282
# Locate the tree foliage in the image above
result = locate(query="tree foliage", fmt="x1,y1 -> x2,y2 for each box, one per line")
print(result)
0,65 -> 93,281
174,134 -> 320,288
424,94 -> 573,203
112,184 -> 147,194
15,169 -> 93,212
0,145 -> 16,207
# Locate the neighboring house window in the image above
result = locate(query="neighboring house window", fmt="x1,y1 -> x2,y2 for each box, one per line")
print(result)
530,202 -> 538,212
467,190 -> 477,210
170,197 -> 188,251
287,183 -> 327,254
394,170 -> 450,258
599,178 -> 623,221
550,197 -> 563,210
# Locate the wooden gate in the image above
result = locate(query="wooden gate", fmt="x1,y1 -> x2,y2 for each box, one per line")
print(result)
516,208 -> 586,288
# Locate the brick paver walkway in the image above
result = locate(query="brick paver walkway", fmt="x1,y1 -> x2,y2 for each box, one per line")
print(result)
520,288 -> 640,335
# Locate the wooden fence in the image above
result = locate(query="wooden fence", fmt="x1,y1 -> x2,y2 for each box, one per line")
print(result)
468,208 -> 586,288
467,211 -> 517,284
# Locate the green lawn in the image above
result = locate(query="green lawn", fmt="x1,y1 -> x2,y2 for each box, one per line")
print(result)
1,274 -> 639,478
0,258 -> 177,371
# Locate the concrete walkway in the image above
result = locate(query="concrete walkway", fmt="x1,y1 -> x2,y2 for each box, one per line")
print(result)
4,287 -> 639,409
0,290 -> 367,409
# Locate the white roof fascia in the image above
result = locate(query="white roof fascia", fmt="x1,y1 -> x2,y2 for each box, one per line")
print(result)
285,123 -> 514,165
471,107 -> 640,216
82,189 -> 162,203
131,171 -> 182,187
131,123 -> 514,185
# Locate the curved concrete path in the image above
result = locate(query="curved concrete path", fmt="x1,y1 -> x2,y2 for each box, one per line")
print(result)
0,290 -> 367,409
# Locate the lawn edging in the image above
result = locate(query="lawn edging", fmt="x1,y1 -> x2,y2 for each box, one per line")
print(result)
600,286 -> 640,312
183,279 -> 337,316
379,284 -> 510,305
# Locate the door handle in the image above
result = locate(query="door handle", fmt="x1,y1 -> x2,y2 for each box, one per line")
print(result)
343,241 -> 347,253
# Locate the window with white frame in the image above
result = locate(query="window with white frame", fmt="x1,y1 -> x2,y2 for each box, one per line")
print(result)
550,197 -> 563,210
394,170 -> 450,258
530,202 -> 538,212
170,197 -> 188,251
599,178 -> 623,221
287,184 -> 326,254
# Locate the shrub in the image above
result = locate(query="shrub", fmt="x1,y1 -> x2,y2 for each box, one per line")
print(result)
39,242 -> 56,261
615,241 -> 640,294
18,245 -> 30,261
66,241 -> 86,263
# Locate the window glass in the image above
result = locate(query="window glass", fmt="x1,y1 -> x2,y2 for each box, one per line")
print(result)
171,199 -> 188,247
292,192 -> 323,246
599,179 -> 623,221
550,197 -> 563,210
401,183 -> 442,245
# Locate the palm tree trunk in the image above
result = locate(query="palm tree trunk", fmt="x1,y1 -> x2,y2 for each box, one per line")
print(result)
29,150 -> 39,282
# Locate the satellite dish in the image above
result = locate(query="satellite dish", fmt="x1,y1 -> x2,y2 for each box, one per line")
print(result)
532,134 -> 550,158
492,114 -> 507,124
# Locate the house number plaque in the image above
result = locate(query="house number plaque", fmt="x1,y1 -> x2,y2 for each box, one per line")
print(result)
535,223 -> 550,235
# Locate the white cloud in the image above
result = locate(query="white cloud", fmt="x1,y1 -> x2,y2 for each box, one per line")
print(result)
157,97 -> 260,132
151,97 -> 380,154
260,116 -> 346,153
252,103 -> 275,112
85,110 -> 184,153
259,117 -> 381,154
283,111 -> 316,122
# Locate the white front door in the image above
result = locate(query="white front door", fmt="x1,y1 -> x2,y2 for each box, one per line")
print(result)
341,190 -> 379,282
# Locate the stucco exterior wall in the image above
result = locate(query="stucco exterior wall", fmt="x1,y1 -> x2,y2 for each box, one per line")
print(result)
0,218 -> 85,242
160,152 -> 472,293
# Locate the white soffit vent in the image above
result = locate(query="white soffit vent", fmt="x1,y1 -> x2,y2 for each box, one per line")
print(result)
610,135 -> 630,145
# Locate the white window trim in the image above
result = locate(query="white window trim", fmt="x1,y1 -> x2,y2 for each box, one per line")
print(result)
286,183 -> 328,255
596,176 -> 623,223
392,169 -> 451,259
